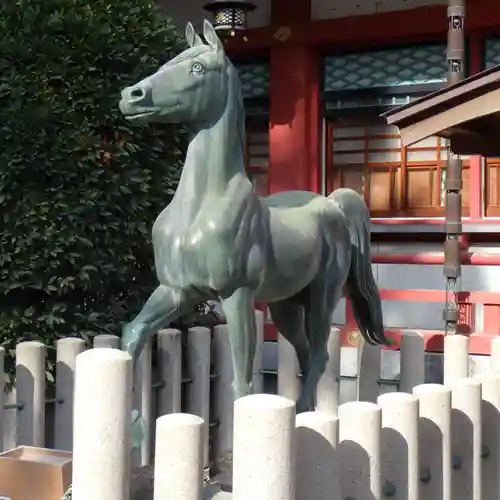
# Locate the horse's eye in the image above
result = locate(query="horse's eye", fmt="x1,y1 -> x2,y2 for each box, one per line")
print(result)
190,62 -> 205,75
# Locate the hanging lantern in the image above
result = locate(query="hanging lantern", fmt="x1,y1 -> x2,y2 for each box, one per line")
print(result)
203,0 -> 256,36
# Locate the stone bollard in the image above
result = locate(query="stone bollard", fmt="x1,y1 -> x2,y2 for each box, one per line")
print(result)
153,413 -> 204,500
378,392 -> 419,500
55,338 -> 86,451
490,337 -> 500,372
357,340 -> 381,403
413,384 -> 452,500
450,378 -> 481,500
339,401 -> 382,500
316,327 -> 341,416
186,327 -> 211,470
443,335 -> 469,387
233,394 -> 295,500
156,329 -> 183,415
133,336 -> 153,466
473,372 -> 500,500
72,348 -> 133,500
16,341 -> 46,447
278,334 -> 301,402
212,325 -> 234,467
93,334 -> 120,349
399,331 -> 425,393
295,411 -> 339,500
252,310 -> 265,394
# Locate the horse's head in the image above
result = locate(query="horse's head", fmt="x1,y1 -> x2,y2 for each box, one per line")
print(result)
119,20 -> 230,127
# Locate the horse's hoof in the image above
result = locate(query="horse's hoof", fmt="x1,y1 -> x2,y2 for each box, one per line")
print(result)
296,401 -> 315,414
121,326 -> 138,357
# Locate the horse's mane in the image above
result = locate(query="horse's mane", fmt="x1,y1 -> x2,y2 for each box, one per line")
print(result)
226,61 -> 246,166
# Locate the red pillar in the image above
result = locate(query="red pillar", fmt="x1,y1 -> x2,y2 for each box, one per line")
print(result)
267,0 -> 320,194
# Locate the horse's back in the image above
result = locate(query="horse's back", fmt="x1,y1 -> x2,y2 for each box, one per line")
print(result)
262,190 -> 323,209
262,189 -> 345,225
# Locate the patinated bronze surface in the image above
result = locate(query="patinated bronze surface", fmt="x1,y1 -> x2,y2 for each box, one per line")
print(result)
118,20 -> 387,412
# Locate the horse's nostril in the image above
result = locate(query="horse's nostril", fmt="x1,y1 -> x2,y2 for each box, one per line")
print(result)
131,88 -> 145,99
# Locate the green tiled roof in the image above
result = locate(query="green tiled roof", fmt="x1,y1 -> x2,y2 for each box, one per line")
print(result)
324,44 -> 447,92
485,38 -> 500,69
235,62 -> 269,98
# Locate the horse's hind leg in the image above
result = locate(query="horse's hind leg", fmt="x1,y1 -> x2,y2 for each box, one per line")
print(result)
299,275 -> 341,413
268,297 -> 311,407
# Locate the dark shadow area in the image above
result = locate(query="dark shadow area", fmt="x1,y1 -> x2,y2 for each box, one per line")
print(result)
381,426 -> 410,500
418,417 -> 443,499
16,364 -> 35,447
451,406 -> 476,499
46,359 -> 78,450
339,439 -> 377,500
296,425 -> 338,500
481,399 -> 500,500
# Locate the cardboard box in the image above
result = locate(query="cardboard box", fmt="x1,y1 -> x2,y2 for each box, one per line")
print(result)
0,446 -> 72,500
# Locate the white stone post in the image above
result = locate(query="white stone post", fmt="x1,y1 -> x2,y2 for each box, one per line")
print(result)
55,338 -> 86,451
93,334 -> 120,348
338,401 -> 382,500
16,341 -> 46,447
233,394 -> 295,500
212,324 -> 234,464
3,389 -> 17,450
295,411 -> 339,500
450,378 -> 481,500
316,327 -> 341,416
185,326 -> 211,469
156,329 -> 183,415
443,335 -> 469,387
133,336 -> 153,466
377,392 -> 419,500
277,334 -> 300,402
413,384 -> 452,500
357,340 -> 381,403
474,372 -> 500,500
252,310 -> 264,394
72,348 -> 133,500
399,331 -> 425,393
153,413 -> 204,500
490,337 -> 500,372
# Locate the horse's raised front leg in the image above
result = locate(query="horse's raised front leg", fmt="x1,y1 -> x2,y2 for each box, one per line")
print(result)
220,287 -> 256,400
121,284 -> 198,364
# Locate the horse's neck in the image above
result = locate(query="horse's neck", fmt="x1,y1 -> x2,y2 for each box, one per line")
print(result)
173,97 -> 248,217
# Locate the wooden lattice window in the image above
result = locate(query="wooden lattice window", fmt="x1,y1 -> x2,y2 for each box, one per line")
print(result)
326,121 -> 470,217
245,122 -> 269,196
485,158 -> 500,216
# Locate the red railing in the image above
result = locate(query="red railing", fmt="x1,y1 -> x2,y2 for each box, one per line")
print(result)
372,253 -> 500,266
262,253 -> 500,354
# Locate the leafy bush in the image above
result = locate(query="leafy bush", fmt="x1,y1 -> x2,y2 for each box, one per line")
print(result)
0,0 -> 189,380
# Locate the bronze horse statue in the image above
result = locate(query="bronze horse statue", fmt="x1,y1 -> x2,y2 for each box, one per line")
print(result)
118,20 -> 388,412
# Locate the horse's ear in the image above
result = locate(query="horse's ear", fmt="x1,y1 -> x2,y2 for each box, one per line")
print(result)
185,22 -> 204,47
203,19 -> 223,52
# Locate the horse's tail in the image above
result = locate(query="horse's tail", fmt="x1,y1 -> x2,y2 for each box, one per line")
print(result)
328,188 -> 389,346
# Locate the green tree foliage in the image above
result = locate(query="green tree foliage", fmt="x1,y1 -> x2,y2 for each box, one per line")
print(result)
0,0 -> 189,379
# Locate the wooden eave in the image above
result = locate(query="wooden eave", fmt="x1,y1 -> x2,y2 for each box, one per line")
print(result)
382,64 -> 500,156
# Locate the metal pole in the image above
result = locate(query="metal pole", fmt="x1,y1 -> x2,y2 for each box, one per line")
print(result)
443,0 -> 466,335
